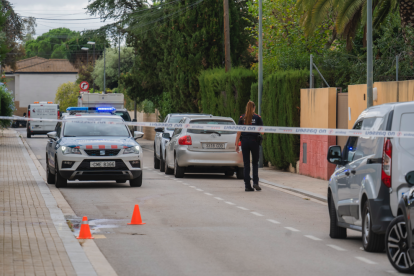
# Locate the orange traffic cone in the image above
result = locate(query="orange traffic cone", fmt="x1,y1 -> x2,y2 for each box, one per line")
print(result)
77,216 -> 94,239
128,205 -> 146,225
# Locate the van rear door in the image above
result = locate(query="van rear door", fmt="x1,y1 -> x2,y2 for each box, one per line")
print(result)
41,104 -> 58,132
29,104 -> 43,131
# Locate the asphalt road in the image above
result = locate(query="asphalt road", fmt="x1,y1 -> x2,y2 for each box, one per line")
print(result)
17,128 -> 396,276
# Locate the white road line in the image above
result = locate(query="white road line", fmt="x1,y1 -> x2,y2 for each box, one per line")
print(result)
196,189 -> 203,191
304,235 -> 322,241
189,186 -> 195,187
214,197 -> 224,200
183,183 -> 189,185
267,219 -> 280,224
251,212 -> 263,216
355,257 -> 377,265
204,193 -> 213,196
327,244 -> 346,251
225,202 -> 235,205
237,207 -> 249,211
177,181 -> 183,183
284,227 -> 300,232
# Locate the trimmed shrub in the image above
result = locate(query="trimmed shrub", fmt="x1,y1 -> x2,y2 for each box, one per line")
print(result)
0,84 -> 15,129
261,70 -> 309,169
250,82 -> 258,103
199,68 -> 257,121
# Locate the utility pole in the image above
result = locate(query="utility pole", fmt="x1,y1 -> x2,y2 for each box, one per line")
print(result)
396,55 -> 399,81
258,0 -> 263,168
103,47 -> 106,94
310,54 -> 313,88
118,33 -> 121,89
367,0 -> 373,108
223,0 -> 231,72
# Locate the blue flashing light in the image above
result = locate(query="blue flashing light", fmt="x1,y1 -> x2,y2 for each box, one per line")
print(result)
96,107 -> 116,112
67,107 -> 88,112
349,147 -> 353,151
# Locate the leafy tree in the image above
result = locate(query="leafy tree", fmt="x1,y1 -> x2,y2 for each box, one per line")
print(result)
55,82 -> 79,111
0,83 -> 14,129
92,47 -> 134,90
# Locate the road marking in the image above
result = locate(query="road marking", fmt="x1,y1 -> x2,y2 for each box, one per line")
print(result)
284,227 -> 300,232
196,189 -> 203,191
183,183 -> 189,185
177,181 -> 183,183
237,207 -> 249,211
304,235 -> 322,241
355,257 -> 377,265
251,212 -> 263,216
214,197 -> 224,200
267,219 -> 280,224
189,186 -> 195,188
327,244 -> 346,251
225,202 -> 235,205
204,193 -> 213,196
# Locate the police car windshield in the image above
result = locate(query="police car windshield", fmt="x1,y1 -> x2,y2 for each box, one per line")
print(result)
63,118 -> 129,137
167,116 -> 184,130
187,120 -> 236,134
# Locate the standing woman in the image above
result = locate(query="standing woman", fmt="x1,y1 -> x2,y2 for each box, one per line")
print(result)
235,101 -> 264,192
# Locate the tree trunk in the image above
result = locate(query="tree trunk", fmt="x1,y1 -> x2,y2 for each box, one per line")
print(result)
399,0 -> 414,43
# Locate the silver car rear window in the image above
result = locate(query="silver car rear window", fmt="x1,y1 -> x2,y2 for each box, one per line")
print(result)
188,120 -> 236,134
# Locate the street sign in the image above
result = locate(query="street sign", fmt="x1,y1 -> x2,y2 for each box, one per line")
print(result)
80,81 -> 89,91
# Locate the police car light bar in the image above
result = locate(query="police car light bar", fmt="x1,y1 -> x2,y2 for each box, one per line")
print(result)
67,107 -> 88,112
96,107 -> 116,112
66,107 -> 116,114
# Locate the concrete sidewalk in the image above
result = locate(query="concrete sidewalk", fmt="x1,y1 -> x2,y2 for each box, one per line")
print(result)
0,129 -> 97,276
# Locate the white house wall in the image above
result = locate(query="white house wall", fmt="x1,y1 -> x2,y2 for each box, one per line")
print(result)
16,73 -> 77,108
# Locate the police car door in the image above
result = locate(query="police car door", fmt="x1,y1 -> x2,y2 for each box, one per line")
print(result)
48,122 -> 62,171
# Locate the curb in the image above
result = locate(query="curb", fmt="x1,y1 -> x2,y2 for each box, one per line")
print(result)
259,179 -> 327,203
17,131 -> 118,276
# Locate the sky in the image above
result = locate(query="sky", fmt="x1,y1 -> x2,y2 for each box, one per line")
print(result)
12,0 -> 116,37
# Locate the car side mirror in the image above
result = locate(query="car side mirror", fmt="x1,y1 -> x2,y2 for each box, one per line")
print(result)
132,119 -> 137,122
327,146 -> 343,165
406,171 -> 414,186
155,127 -> 164,133
47,131 -> 57,139
134,131 -> 144,139
162,132 -> 171,139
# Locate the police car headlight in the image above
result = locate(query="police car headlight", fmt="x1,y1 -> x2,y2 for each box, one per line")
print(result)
124,146 -> 140,154
61,146 -> 81,155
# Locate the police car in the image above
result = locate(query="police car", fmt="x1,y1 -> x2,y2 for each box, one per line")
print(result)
46,107 -> 144,188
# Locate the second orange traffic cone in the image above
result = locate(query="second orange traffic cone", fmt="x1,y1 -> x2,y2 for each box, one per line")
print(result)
128,204 -> 145,225
77,216 -> 94,239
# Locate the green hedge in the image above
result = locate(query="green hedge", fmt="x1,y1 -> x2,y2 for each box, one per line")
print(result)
199,68 -> 257,121
250,82 -> 258,103
261,70 -> 309,169
0,84 -> 15,129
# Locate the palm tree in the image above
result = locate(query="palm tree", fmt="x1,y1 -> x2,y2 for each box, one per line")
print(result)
296,0 -> 414,49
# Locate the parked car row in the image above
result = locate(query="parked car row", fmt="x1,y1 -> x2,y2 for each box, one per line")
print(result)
326,102 -> 414,272
153,113 -> 244,179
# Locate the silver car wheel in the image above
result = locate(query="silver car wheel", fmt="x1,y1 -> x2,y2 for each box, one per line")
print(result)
387,221 -> 414,269
363,211 -> 370,245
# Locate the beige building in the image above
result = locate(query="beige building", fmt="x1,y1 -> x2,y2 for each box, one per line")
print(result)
4,57 -> 78,116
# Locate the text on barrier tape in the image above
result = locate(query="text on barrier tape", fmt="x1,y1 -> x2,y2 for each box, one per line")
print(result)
1,116 -> 414,138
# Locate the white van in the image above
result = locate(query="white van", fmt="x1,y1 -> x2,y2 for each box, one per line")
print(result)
27,102 -> 60,138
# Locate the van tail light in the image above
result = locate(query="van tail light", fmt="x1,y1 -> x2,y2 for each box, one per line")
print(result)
178,135 -> 192,145
381,138 -> 392,188
58,111 -> 60,119
28,110 -> 30,118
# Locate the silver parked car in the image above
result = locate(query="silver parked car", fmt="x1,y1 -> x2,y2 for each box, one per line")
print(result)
327,102 -> 414,252
163,116 -> 244,178
153,113 -> 210,172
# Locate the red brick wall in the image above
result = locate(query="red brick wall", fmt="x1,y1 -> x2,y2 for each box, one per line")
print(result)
299,134 -> 337,180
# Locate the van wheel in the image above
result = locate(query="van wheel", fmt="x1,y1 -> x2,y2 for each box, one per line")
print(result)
154,151 -> 160,169
54,159 -> 67,188
130,173 -> 142,187
386,215 -> 414,273
174,158 -> 185,178
236,168 -> 244,179
27,130 -> 31,138
362,201 -> 385,252
46,159 -> 55,184
160,149 -> 166,172
225,171 -> 235,177
328,194 -> 347,239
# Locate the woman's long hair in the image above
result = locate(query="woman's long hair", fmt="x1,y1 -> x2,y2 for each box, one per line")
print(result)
244,100 -> 255,125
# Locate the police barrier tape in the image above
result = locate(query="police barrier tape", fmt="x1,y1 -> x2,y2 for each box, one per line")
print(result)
2,116 -> 414,139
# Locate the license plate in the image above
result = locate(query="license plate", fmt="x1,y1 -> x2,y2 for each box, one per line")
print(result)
90,161 -> 116,168
203,143 -> 226,149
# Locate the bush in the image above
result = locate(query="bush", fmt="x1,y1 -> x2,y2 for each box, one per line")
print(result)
261,70 -> 309,169
199,68 -> 257,122
55,82 -> 78,112
0,84 -> 15,129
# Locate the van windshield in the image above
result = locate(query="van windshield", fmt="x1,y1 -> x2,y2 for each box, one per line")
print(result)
63,118 -> 129,137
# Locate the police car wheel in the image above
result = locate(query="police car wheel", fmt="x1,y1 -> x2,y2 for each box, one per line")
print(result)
54,158 -> 68,188
46,160 -> 55,184
130,173 -> 142,187
154,151 -> 160,169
